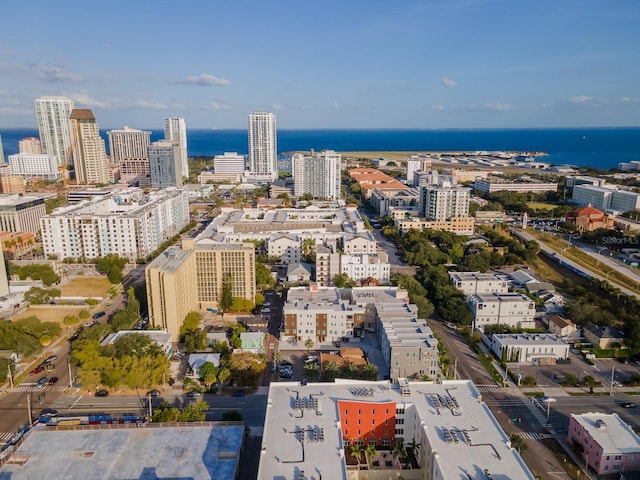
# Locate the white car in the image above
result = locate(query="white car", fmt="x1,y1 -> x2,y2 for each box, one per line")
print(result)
304,356 -> 318,364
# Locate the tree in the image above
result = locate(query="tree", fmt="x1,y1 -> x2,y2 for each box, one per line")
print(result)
365,443 -> 378,467
39,334 -> 52,347
323,361 -> 339,382
217,368 -> 231,386
509,433 -> 527,454
79,310 -> 90,319
303,362 -> 320,381
126,287 -> 139,314
304,338 -> 314,353
96,254 -> 127,284
181,311 -> 201,336
350,444 -> 362,466
199,361 -> 218,389
361,363 -> 378,381
332,273 -> 357,288
220,272 -> 234,312
255,261 -> 275,289
24,286 -> 60,305
63,315 -> 79,327
222,410 -> 243,421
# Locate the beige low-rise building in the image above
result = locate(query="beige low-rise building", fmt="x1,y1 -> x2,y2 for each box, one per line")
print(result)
548,314 -> 576,337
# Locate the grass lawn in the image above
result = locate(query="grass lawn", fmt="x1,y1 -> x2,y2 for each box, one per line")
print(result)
15,305 -> 86,325
527,201 -> 558,210
61,276 -> 111,298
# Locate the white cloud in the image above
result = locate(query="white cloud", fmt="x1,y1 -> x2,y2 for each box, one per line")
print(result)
134,100 -> 168,110
178,73 -> 230,86
482,102 -> 514,111
66,93 -> 107,109
568,96 -> 598,104
38,65 -> 84,83
205,101 -> 231,110
334,102 -> 340,110
432,104 -> 445,111
440,76 -> 457,88
272,103 -> 285,110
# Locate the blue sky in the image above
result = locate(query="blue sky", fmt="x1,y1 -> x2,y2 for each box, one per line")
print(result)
1,0 -> 639,129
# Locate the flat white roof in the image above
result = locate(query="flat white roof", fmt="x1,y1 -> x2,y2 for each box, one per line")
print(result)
0,422 -> 244,480
572,413 -> 640,454
258,379 -> 535,480
493,333 -> 568,347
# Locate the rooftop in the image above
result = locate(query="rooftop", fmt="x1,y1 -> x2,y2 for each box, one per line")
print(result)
0,422 -> 244,480
492,333 -> 568,346
258,379 -> 535,480
572,413 -> 640,454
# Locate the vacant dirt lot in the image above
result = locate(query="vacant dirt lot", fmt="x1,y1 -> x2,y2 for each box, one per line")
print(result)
60,277 -> 110,298
16,305 -> 87,324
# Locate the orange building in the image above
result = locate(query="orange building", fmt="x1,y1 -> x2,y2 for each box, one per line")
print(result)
0,231 -> 35,259
338,399 -> 397,447
565,205 -> 614,232
349,168 -> 407,199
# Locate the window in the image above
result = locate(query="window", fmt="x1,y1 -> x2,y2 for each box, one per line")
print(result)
396,419 -> 404,425
395,429 -> 404,435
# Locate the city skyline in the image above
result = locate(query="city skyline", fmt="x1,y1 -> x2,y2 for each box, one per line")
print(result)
1,1 -> 639,129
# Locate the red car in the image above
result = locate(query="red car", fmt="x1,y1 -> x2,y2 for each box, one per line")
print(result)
30,366 -> 45,376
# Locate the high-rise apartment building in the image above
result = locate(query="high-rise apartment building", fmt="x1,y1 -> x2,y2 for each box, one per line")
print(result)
292,150 -> 341,199
149,140 -> 183,188
107,126 -> 151,165
164,117 -> 188,179
8,153 -> 59,181
146,240 -> 256,341
69,109 -> 109,185
18,137 -> 43,154
0,134 -> 4,163
247,112 -> 277,182
213,152 -> 245,174
34,96 -> 75,166
40,187 -> 189,260
419,183 -> 470,221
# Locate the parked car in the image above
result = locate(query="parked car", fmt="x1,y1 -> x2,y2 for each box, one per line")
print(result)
147,389 -> 160,397
95,389 -> 109,397
36,377 -> 48,387
304,356 -> 318,364
92,311 -> 106,320
39,408 -> 58,418
231,390 -> 246,397
30,366 -> 45,376
84,321 -> 95,328
48,377 -> 58,385
43,355 -> 57,364
623,402 -> 637,408
186,390 -> 202,398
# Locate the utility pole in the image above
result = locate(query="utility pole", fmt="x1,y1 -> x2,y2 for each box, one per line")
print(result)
68,358 -> 73,389
8,364 -> 13,389
453,359 -> 458,380
27,393 -> 32,425
148,394 -> 153,420
610,365 -> 615,397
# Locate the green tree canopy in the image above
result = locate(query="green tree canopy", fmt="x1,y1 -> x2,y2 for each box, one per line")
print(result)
220,272 -> 234,312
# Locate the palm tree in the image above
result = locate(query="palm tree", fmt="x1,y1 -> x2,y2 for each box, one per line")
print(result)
304,338 -> 314,354
340,362 -> 359,379
406,438 -> 422,466
303,362 -> 320,381
349,444 -> 362,466
361,363 -> 378,380
365,443 -> 378,468
323,361 -> 339,382
392,439 -> 405,465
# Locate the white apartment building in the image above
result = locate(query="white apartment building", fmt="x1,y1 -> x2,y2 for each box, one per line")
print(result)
490,333 -> 569,364
69,109 -> 109,185
419,183 -> 470,221
149,140 -> 183,188
35,96 -> 75,166
164,117 -> 188,178
571,184 -> 640,213
406,159 -> 421,186
8,153 -> 59,181
0,194 -> 47,233
247,112 -> 277,182
40,188 -> 189,260
18,137 -> 42,154
342,232 -> 377,254
107,126 -> 151,165
267,233 -> 301,264
449,271 -> 510,296
611,189 -> 640,212
468,292 -> 536,331
282,287 -> 366,343
292,150 -> 341,199
213,152 -> 245,174
340,252 -> 390,284
474,176 -> 558,194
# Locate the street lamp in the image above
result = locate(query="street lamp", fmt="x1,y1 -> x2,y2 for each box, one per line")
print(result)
596,247 -> 608,267
568,233 -> 579,247
542,397 -> 556,424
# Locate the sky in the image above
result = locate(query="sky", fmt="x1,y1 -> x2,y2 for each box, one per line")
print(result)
1,0 -> 639,129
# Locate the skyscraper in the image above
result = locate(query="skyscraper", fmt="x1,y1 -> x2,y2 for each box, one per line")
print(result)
247,112 -> 277,182
419,181 -> 471,221
69,109 -> 109,185
149,140 -> 183,188
164,117 -> 188,179
292,150 -> 341,199
18,137 -> 43,154
34,96 -> 75,166
0,134 -> 5,163
107,126 -> 151,165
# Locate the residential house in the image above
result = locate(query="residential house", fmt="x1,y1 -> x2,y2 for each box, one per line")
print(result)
584,326 -> 625,349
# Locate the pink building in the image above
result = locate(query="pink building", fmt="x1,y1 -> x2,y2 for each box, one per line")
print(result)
568,413 -> 640,476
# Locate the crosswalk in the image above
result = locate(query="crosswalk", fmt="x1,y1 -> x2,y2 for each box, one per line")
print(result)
9,385 -> 68,393
476,385 -> 505,393
513,431 -> 542,440
0,432 -> 15,442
